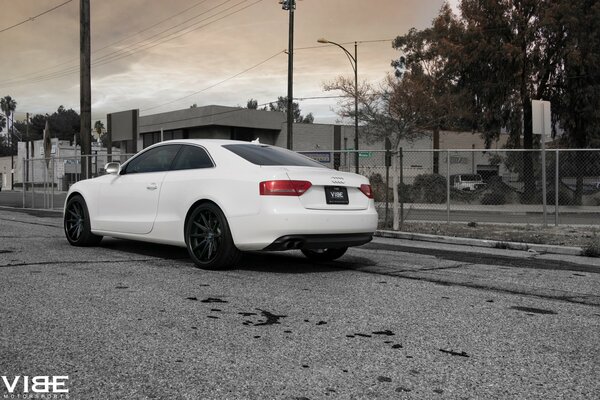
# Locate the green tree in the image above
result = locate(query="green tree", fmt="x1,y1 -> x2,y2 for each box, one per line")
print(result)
267,96 -> 312,123
395,1 -> 572,197
1,96 -> 17,155
548,0 -> 600,203
246,99 -> 258,109
94,120 -> 104,138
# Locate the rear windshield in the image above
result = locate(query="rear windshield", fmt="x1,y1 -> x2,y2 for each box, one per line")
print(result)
223,144 -> 325,168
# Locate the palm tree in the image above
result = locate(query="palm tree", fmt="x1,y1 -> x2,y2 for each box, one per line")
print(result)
93,120 -> 104,136
0,95 -> 17,147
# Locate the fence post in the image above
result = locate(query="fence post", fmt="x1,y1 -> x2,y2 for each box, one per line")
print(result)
31,159 -> 35,209
555,149 -> 559,226
51,157 -> 55,209
542,149 -> 548,227
399,148 -> 404,229
384,149 -> 390,228
22,158 -> 26,209
446,150 -> 450,224
392,151 -> 400,231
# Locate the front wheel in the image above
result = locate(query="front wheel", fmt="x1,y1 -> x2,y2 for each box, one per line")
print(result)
64,195 -> 103,246
185,203 -> 241,270
301,247 -> 348,262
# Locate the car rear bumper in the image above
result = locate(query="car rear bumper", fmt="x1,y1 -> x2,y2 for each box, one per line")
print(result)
228,203 -> 378,251
263,233 -> 373,251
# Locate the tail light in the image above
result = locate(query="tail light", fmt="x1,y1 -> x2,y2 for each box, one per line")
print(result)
359,184 -> 373,199
260,180 -> 312,196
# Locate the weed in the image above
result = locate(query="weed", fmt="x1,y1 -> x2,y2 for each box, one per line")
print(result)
582,235 -> 600,257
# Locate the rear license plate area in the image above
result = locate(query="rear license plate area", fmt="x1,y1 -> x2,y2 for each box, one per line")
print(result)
324,186 -> 349,205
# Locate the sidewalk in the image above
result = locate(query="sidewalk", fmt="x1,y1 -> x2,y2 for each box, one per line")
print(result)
375,229 -> 584,257
376,202 -> 600,214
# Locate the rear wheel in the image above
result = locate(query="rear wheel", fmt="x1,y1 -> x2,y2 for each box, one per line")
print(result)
301,247 -> 348,262
185,203 -> 241,270
64,195 -> 103,246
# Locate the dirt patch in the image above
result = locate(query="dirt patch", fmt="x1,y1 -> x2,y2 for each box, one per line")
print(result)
400,222 -> 599,248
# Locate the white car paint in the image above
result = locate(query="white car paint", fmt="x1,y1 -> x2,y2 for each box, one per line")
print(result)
65,139 -> 378,251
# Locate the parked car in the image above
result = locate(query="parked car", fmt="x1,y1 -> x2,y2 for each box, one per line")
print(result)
63,140 -> 378,269
450,174 -> 487,191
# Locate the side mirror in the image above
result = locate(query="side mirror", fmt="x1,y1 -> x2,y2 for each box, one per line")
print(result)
105,162 -> 121,175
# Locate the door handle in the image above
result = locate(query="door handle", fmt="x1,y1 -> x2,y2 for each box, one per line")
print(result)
147,183 -> 158,190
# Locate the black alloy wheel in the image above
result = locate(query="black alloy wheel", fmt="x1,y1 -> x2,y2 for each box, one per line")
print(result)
186,203 -> 241,269
64,195 -> 102,246
301,247 -> 348,261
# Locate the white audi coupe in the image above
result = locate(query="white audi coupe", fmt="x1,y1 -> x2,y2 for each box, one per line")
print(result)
64,139 -> 378,269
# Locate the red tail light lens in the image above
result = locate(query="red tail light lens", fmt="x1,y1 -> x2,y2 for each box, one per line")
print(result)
360,184 -> 374,199
260,180 -> 312,196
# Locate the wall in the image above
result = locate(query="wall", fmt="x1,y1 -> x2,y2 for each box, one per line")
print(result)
0,156 -> 13,190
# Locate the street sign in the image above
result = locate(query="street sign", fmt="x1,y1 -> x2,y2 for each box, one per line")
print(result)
532,100 -> 551,136
359,152 -> 372,158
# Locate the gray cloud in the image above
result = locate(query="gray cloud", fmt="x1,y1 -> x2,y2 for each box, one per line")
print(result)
0,0 -> 447,123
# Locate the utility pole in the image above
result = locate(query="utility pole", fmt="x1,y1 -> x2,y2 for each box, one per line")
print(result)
281,0 -> 295,150
80,0 -> 91,179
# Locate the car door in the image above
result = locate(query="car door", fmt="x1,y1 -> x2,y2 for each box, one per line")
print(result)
94,144 -> 181,234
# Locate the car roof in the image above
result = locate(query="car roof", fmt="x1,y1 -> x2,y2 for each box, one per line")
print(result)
143,139 -> 271,152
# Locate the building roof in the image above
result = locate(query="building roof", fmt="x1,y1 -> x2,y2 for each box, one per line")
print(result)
138,105 -> 286,134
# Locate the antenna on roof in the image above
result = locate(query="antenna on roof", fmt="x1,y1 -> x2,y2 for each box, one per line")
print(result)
251,138 -> 260,144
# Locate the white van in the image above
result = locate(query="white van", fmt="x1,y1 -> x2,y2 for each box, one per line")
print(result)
451,174 -> 486,191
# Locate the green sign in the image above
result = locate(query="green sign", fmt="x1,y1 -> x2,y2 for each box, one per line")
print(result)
359,152 -> 372,158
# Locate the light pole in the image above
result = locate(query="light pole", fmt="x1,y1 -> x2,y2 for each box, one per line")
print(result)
318,38 -> 358,173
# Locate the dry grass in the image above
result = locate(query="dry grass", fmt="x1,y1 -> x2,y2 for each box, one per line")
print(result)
397,222 -> 599,248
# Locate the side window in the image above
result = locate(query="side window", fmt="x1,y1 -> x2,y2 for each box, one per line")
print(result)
123,145 -> 181,174
171,145 -> 214,171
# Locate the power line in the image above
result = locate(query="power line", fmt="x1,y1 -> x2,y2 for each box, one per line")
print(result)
294,95 -> 348,100
0,0 -> 265,88
0,0 -> 213,84
141,50 -> 285,112
0,0 -> 74,34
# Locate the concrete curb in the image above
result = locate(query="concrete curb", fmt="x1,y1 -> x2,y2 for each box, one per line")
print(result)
375,229 -> 585,257
0,205 -> 588,257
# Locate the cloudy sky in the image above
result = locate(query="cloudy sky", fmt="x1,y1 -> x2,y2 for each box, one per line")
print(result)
0,0 -> 457,125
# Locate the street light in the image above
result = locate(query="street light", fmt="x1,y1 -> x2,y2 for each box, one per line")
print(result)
318,38 -> 359,173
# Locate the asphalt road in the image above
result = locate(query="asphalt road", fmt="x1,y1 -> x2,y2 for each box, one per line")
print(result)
0,208 -> 599,399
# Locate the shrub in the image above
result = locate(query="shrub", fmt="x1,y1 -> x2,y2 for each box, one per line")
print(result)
582,236 -> 600,257
481,191 -> 507,205
412,174 -> 447,204
533,185 -> 573,205
368,173 -> 392,202
397,182 -> 414,203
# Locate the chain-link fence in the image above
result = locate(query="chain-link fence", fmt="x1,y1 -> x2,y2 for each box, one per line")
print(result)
20,153 -> 135,209
299,149 -> 600,229
17,149 -> 600,230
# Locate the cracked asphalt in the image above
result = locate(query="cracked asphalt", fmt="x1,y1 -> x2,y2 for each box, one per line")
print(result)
0,207 -> 599,399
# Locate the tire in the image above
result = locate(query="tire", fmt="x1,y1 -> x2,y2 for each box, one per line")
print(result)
185,203 -> 241,270
301,247 -> 348,262
64,194 -> 103,246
